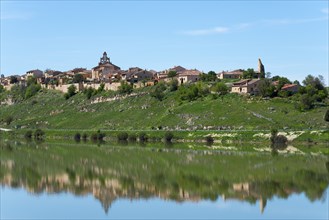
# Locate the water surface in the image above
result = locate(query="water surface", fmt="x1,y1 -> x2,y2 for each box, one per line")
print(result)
1,141 -> 328,219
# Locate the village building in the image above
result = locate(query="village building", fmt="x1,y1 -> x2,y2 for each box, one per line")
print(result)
26,69 -> 43,78
91,52 -> 121,81
166,65 -> 186,74
231,79 -> 261,95
218,69 -> 244,79
281,84 -> 299,93
178,69 -> 201,84
126,69 -> 155,83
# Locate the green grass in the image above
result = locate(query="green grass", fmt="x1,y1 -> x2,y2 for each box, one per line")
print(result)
0,88 -> 328,138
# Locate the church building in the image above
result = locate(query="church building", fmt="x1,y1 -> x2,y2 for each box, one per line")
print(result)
91,52 -> 121,81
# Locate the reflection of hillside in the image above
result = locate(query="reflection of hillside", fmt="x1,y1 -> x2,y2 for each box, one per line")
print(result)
1,145 -> 328,214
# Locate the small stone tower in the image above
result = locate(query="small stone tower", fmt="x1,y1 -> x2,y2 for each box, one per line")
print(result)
258,58 -> 265,75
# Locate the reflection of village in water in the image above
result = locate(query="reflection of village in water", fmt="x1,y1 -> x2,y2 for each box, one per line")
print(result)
1,142 -> 328,214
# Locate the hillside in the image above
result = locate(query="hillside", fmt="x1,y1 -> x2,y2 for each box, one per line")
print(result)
0,87 -> 328,134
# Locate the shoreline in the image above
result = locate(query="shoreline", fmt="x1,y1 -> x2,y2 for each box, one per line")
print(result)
1,128 -> 328,146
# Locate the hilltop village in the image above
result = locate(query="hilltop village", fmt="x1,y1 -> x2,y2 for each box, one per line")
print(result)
0,52 -> 299,95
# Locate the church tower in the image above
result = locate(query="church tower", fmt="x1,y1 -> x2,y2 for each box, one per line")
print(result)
258,58 -> 265,78
99,51 -> 110,65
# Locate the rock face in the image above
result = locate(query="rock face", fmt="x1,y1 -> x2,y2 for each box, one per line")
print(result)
258,58 -> 265,74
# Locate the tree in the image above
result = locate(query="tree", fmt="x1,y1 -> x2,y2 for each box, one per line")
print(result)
297,75 -> 328,110
258,79 -> 276,97
168,71 -> 177,78
271,75 -> 291,90
34,129 -> 45,140
118,81 -> 133,94
214,82 -> 229,95
25,83 -> 41,99
168,79 -> 179,92
164,131 -> 174,142
64,84 -> 77,99
200,71 -> 217,82
26,76 -> 37,86
73,74 -> 84,83
98,83 -> 105,93
10,76 -> 18,84
151,82 -> 167,101
0,84 -> 4,93
242,68 -> 258,79
84,87 -> 95,99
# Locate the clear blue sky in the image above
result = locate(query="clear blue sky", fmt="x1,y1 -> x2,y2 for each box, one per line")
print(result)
1,1 -> 328,84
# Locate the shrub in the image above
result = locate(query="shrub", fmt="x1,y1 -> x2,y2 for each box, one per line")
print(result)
169,79 -> 179,92
4,115 -> 13,125
128,134 -> 137,142
91,133 -> 98,142
117,132 -> 128,141
24,130 -> 33,140
118,81 -> 133,94
74,133 -> 81,142
82,133 -> 88,141
205,136 -> 214,145
138,132 -> 148,142
270,128 -> 288,149
64,85 -> 77,99
164,131 -> 174,142
151,82 -> 167,101
324,109 -> 329,122
34,129 -> 45,140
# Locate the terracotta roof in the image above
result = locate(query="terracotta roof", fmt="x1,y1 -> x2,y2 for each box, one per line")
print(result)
179,69 -> 201,76
232,79 -> 260,87
281,84 -> 298,90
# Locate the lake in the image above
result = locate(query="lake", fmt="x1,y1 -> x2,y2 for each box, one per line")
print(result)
1,141 -> 328,219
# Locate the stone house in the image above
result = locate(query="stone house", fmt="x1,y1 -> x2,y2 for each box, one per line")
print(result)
281,84 -> 299,93
178,69 -> 201,84
26,69 -> 43,78
218,69 -> 244,79
126,70 -> 155,83
231,79 -> 261,95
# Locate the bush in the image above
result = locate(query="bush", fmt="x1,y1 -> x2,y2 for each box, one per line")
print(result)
82,133 -> 88,141
128,134 -> 137,142
34,129 -> 45,140
169,79 -> 179,92
117,132 -> 128,141
270,129 -> 288,149
138,132 -> 148,142
164,131 -> 174,142
64,85 -> 77,99
74,133 -> 81,142
90,130 -> 105,142
118,81 -> 133,94
151,82 -> 167,101
205,136 -> 214,145
24,130 -> 33,140
324,109 -> 329,122
4,115 -> 13,125
213,82 -> 229,95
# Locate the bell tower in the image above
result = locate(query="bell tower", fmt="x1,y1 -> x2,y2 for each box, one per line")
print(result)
99,51 -> 110,65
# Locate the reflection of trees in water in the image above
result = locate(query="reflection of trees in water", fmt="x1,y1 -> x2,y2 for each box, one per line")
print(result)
1,144 -> 328,214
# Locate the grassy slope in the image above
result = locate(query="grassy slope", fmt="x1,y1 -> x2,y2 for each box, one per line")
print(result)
0,88 -> 328,133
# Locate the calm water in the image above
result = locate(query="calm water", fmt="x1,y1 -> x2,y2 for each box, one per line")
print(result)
1,141 -> 328,219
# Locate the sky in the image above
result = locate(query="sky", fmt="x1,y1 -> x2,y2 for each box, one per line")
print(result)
1,0 -> 328,84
